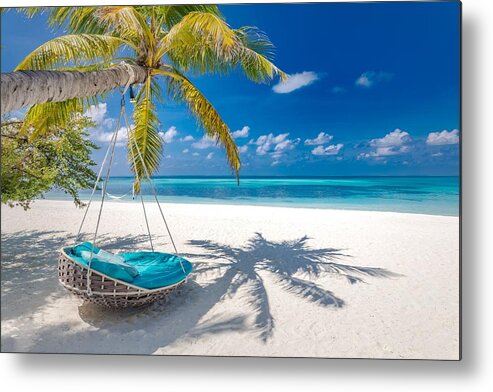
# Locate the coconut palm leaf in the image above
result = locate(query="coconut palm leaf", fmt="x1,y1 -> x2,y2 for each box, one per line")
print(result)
160,14 -> 285,82
148,5 -> 221,29
96,6 -> 154,52
16,34 -> 131,71
20,99 -> 85,139
128,76 -> 162,193
159,11 -> 238,64
44,7 -> 105,34
156,68 -> 240,179
234,27 -> 287,83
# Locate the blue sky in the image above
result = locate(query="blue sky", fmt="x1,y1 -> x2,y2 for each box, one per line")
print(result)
1,2 -> 460,176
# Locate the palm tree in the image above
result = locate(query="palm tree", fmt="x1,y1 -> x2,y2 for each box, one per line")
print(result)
1,5 -> 285,185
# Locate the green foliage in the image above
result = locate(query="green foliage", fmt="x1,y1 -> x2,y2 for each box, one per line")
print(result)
1,116 -> 98,209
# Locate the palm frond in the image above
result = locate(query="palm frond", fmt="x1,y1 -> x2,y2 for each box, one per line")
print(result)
159,11 -> 238,63
156,68 -> 240,180
16,34 -> 129,71
7,7 -> 47,18
128,76 -> 163,193
147,5 -> 221,30
20,98 -> 86,139
43,7 -> 149,52
96,6 -> 153,57
159,12 -> 285,83
234,27 -> 287,83
46,7 -> 106,34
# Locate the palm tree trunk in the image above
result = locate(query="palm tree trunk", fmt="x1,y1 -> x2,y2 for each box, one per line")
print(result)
0,64 -> 147,114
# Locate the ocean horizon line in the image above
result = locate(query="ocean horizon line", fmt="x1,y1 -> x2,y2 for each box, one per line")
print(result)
107,174 -> 460,179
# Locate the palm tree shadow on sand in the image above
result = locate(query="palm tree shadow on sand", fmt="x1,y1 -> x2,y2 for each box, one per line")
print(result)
182,232 -> 401,342
2,230 -> 400,353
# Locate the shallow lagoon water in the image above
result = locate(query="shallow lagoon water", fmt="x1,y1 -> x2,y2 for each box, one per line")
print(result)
45,176 -> 459,216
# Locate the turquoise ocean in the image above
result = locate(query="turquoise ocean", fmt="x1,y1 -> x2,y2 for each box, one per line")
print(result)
45,176 -> 460,217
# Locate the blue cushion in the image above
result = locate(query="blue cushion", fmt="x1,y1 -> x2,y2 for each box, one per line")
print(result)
69,243 -> 134,283
86,257 -> 135,283
121,252 -> 193,289
72,241 -> 101,257
66,246 -> 192,288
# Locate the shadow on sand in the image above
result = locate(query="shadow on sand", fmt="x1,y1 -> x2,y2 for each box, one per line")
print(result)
1,230 -> 399,354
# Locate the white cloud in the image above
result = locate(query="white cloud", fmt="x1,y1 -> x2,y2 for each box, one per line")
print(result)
84,104 -> 130,145
231,126 -> 250,138
370,128 -> 411,148
304,132 -> 334,146
85,103 -> 108,124
159,126 -> 178,143
192,152 -> 199,157
250,132 -> 290,155
272,71 -> 319,94
357,153 -> 371,160
238,145 -> 248,153
165,154 -> 172,159
359,129 -> 413,159
373,146 -> 410,157
91,126 -> 128,145
206,152 -> 214,160
192,135 -> 217,149
182,148 -> 189,153
426,129 -> 459,145
180,135 -> 195,142
249,132 -> 300,165
275,138 -> 300,152
355,71 -> 393,88
311,144 -> 344,156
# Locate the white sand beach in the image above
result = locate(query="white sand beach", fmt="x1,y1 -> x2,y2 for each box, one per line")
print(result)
1,200 -> 459,359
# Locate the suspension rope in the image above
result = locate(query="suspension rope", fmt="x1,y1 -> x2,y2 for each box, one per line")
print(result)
121,62 -> 135,96
139,193 -> 154,252
121,105 -> 186,275
75,61 -> 135,243
121,108 -> 178,255
74,126 -> 118,244
78,81 -> 186,295
86,102 -> 123,295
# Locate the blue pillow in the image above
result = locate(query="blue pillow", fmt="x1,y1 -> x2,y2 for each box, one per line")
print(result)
79,251 -> 135,283
72,242 -> 101,257
90,258 -> 135,283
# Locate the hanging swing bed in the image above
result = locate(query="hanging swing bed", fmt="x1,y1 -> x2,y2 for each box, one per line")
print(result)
58,83 -> 192,308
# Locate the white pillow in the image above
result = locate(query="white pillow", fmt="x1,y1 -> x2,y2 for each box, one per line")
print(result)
80,249 -> 139,278
80,249 -> 124,263
97,249 -> 126,263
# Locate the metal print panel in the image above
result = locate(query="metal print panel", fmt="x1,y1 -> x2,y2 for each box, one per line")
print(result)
0,1 -> 460,359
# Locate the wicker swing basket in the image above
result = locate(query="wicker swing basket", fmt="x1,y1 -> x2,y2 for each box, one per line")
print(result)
58,248 -> 185,308
56,91 -> 191,309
